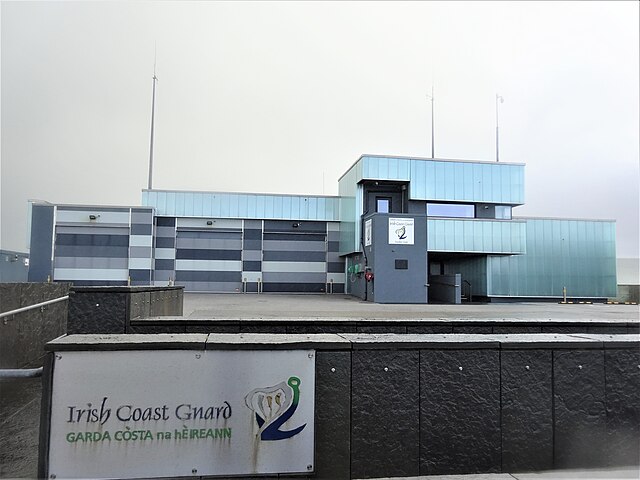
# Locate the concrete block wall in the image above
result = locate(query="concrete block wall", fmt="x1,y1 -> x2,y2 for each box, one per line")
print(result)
0,282 -> 69,368
66,286 -> 184,334
40,333 -> 640,479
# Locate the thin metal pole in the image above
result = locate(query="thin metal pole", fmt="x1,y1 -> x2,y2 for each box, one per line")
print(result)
427,86 -> 435,158
0,296 -> 69,319
0,367 -> 43,379
496,94 -> 503,162
148,74 -> 158,190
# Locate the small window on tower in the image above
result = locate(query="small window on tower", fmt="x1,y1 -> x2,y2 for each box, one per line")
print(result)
376,198 -> 391,213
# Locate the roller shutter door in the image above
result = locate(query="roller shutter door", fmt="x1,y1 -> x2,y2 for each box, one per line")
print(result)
175,226 -> 242,292
262,220 -> 327,293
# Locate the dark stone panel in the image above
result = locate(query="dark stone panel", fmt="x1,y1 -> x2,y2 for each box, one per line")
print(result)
407,325 -> 453,334
315,351 -> 351,479
184,325 -> 241,333
176,249 -> 241,260
155,237 -> 175,248
128,324 -> 186,334
0,312 -> 19,368
156,216 -> 176,227
329,283 -> 345,294
352,350 -> 419,479
452,325 -> 493,334
493,326 -> 542,334
239,324 -> 287,333
542,326 -> 584,334
128,292 -> 150,319
0,282 -> 22,312
67,292 -> 128,334
501,350 -> 553,472
263,251 -> 326,262
356,325 -> 407,334
553,350 -> 607,468
286,324 -> 357,334
420,349 -> 501,475
604,349 -> 640,466
130,223 -> 152,235
262,283 -> 326,293
587,326 -> 629,334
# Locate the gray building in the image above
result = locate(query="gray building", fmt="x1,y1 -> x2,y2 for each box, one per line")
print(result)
27,155 -> 617,303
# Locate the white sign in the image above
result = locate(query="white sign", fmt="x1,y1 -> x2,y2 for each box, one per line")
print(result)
364,219 -> 372,247
47,350 -> 315,479
388,217 -> 415,245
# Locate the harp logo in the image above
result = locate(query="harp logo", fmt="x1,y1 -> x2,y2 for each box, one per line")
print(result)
244,376 -> 307,441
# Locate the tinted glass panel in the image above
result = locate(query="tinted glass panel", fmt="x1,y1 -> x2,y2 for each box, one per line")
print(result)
427,203 -> 474,218
376,198 -> 390,213
495,205 -> 512,219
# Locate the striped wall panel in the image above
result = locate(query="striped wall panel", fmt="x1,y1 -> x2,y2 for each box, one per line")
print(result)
129,208 -> 154,285
153,217 -> 176,285
175,222 -> 243,292
261,220 -> 327,293
53,206 -> 130,286
242,220 -> 263,292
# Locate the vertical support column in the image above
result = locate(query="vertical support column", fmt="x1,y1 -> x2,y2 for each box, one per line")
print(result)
129,208 -> 154,286
242,220 -> 263,293
153,217 -> 176,286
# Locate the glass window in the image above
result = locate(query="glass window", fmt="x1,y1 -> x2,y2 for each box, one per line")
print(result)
427,203 -> 474,218
376,198 -> 390,213
495,205 -> 512,220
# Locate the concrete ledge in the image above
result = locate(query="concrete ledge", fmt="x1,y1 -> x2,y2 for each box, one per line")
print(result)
45,333 -> 208,351
45,333 -> 640,352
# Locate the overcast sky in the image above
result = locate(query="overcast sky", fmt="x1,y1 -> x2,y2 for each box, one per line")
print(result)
1,1 -> 638,258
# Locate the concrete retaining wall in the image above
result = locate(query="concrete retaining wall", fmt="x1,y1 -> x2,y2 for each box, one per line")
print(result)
67,286 -> 184,334
40,333 -> 640,478
128,317 -> 640,335
0,282 -> 69,368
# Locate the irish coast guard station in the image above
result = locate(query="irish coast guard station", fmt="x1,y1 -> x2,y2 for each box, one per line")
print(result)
27,155 -> 617,303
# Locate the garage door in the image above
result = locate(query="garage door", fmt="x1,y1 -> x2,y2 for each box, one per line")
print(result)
175,221 -> 243,292
262,220 -> 327,293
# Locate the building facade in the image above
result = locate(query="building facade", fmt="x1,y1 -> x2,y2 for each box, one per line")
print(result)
27,155 -> 617,303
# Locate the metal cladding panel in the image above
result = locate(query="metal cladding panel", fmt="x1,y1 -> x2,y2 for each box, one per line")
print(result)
338,165 -> 362,254
409,159 -> 524,204
427,219 -> 526,254
143,190 -> 339,221
487,219 -> 617,298
361,155 -> 411,181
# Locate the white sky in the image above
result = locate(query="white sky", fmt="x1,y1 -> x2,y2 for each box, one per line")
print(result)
1,1 -> 638,258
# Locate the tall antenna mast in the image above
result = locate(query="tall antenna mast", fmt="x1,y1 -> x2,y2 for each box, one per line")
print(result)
426,85 -> 435,158
147,46 -> 158,190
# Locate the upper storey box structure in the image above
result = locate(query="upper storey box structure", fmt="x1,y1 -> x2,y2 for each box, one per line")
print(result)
338,155 -> 525,254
